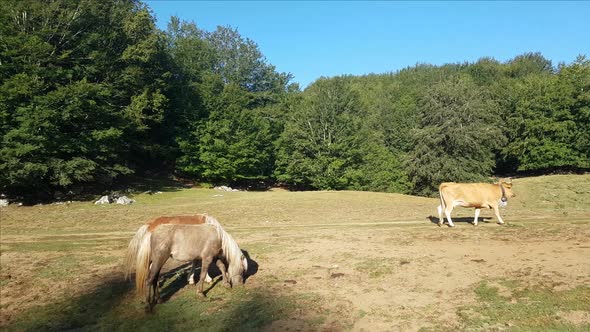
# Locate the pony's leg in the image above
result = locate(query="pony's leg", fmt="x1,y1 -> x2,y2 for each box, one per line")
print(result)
145,253 -> 168,311
188,260 -> 212,284
197,257 -> 213,297
188,260 -> 196,285
473,208 -> 481,226
215,258 -> 230,287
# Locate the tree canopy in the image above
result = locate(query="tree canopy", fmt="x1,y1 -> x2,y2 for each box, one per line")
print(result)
1,0 -> 588,200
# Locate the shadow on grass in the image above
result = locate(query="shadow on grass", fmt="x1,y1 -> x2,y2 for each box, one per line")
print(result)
5,271 -> 307,332
143,250 -> 258,304
427,215 -> 493,225
4,252 -> 274,331
4,275 -> 133,331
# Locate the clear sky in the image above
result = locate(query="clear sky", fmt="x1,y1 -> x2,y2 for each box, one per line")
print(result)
145,1 -> 590,88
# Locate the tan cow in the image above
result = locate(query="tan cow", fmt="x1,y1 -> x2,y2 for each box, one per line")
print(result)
437,179 -> 515,227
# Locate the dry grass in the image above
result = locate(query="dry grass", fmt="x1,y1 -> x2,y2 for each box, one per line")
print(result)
1,174 -> 589,330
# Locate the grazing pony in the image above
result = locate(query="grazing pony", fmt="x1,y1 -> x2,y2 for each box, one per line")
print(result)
135,224 -> 234,311
124,215 -> 247,302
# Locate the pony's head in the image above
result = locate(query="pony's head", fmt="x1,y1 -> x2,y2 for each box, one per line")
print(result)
226,251 -> 247,286
205,215 -> 247,286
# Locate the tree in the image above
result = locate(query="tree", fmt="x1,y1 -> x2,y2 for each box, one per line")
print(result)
206,25 -> 292,94
275,77 -> 366,189
0,0 -> 172,199
502,56 -> 590,171
406,76 -> 505,196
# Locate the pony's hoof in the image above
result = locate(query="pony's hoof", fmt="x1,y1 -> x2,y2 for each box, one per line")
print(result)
437,222 -> 442,227
197,291 -> 206,298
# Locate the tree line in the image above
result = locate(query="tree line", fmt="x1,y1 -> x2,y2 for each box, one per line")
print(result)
1,0 -> 588,201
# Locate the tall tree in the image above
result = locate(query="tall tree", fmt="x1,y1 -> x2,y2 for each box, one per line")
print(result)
406,76 -> 505,196
0,0 -> 171,199
275,77 -> 366,189
502,56 -> 590,171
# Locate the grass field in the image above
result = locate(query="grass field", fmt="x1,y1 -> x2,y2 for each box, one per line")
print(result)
1,174 -> 589,331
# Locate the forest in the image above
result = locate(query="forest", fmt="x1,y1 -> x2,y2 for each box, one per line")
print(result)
1,0 -> 589,201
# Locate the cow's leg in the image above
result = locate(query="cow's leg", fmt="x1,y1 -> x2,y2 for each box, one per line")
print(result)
473,208 -> 481,226
444,205 -> 455,227
437,205 -> 444,226
493,205 -> 505,225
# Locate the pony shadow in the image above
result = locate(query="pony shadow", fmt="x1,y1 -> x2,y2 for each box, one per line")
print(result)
242,250 -> 258,282
155,249 -> 259,304
157,261 -> 226,303
427,215 -> 492,225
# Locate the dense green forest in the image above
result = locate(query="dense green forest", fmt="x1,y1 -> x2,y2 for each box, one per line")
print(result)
1,0 -> 589,201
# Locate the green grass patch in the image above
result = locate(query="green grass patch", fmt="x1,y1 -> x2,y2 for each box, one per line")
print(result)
3,239 -> 124,253
37,258 -> 81,279
457,280 -> 590,331
5,279 -> 317,332
354,257 -> 394,278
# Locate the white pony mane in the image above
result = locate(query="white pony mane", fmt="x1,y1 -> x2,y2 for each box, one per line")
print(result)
204,215 -> 247,277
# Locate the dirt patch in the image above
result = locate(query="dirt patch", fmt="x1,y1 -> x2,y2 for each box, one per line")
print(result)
2,175 -> 590,330
559,310 -> 590,326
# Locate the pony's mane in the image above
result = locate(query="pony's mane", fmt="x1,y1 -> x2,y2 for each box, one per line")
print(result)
204,215 -> 247,277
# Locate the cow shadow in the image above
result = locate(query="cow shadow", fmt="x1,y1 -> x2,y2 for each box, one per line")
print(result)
427,215 -> 492,225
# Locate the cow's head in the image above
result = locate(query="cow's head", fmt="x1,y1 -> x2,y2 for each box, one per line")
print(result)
500,178 -> 516,198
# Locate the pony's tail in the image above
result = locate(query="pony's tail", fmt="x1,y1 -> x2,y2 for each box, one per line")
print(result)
135,231 -> 152,297
123,225 -> 149,280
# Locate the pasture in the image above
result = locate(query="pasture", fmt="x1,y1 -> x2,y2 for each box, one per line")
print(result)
1,174 -> 589,331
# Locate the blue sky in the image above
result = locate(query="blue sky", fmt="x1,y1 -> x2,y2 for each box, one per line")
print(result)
145,1 -> 590,88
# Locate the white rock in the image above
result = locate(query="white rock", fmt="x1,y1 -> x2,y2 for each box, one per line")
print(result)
94,195 -> 111,204
115,196 -> 135,205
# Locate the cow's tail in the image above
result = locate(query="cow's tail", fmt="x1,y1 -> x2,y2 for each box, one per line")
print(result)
123,225 -> 149,281
135,231 -> 152,297
437,184 -> 447,224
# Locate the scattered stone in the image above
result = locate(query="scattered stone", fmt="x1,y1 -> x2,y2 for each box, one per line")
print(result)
115,196 -> 135,205
214,186 -> 239,192
330,273 -> 345,279
0,199 -> 8,207
284,279 -> 297,284
471,259 -> 486,263
94,195 -> 111,205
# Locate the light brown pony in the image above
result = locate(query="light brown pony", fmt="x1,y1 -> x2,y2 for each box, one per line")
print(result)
134,224 -> 232,311
124,214 -> 247,286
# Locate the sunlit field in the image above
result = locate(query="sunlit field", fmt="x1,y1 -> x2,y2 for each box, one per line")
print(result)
1,174 -> 589,331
